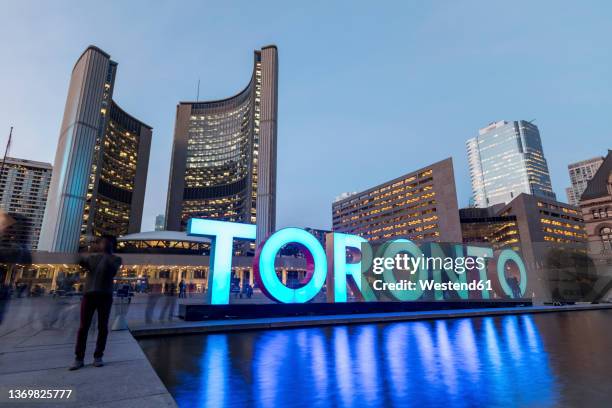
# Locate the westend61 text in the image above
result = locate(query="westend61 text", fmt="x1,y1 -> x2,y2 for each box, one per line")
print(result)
372,279 -> 493,292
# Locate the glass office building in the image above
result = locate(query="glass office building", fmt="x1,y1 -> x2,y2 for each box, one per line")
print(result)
467,120 -> 556,208
39,46 -> 152,252
565,156 -> 604,206
165,46 -> 278,248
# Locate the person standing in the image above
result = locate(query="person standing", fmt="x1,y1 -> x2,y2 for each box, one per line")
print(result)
178,279 -> 186,298
69,236 -> 122,370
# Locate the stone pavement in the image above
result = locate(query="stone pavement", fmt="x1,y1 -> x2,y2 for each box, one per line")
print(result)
0,297 -> 176,408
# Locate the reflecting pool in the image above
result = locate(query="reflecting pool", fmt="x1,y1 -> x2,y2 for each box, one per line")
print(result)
139,310 -> 612,408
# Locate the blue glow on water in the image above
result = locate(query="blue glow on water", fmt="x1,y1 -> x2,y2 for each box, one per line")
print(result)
139,313 -> 612,408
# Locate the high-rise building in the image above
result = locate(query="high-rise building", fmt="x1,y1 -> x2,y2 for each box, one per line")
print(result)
39,46 -> 152,253
332,158 -> 463,244
155,214 -> 165,231
0,157 -> 52,249
467,120 -> 556,208
565,156 -> 604,206
165,46 -> 278,248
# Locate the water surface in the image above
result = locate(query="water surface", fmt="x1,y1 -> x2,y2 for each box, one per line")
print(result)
139,310 -> 612,407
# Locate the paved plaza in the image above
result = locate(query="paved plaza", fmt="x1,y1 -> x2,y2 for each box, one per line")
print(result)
0,296 -> 176,407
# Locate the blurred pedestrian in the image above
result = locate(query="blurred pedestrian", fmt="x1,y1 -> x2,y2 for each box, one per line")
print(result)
159,281 -> 176,320
178,279 -> 186,298
69,236 -> 122,371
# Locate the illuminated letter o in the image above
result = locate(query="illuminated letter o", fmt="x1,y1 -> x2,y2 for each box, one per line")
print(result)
496,249 -> 527,298
254,228 -> 327,303
380,239 -> 426,301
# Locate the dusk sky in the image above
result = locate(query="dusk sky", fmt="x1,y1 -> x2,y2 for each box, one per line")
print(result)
1,0 -> 610,231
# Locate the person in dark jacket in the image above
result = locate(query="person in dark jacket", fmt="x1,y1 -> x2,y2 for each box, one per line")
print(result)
69,236 -> 122,370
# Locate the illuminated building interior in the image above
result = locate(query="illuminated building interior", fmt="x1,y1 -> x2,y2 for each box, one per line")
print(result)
39,46 -> 152,253
181,90 -> 253,228
1,252 -> 309,298
117,231 -> 211,255
165,46 -> 277,251
459,207 -> 520,249
81,102 -> 149,245
332,158 -> 462,244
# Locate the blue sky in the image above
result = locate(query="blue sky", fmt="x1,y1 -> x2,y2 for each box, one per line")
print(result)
1,1 -> 610,231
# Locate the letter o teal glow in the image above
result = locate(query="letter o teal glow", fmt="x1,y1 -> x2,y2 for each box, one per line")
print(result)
254,228 -> 327,303
381,239 -> 426,301
496,249 -> 527,298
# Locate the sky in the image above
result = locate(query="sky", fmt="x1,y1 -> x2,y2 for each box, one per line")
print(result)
1,0 -> 611,231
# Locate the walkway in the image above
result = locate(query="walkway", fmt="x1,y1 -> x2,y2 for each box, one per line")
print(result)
0,297 -> 176,407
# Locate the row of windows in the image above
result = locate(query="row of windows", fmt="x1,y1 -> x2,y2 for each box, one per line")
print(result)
592,208 -> 611,219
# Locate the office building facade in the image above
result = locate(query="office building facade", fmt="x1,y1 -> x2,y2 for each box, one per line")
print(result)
459,194 -> 587,302
0,157 -> 52,249
39,46 -> 152,253
459,204 -> 519,249
565,156 -> 604,206
165,46 -> 278,247
467,120 -> 556,208
332,158 -> 462,244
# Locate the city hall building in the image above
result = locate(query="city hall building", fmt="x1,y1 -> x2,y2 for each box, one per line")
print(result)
165,46 -> 278,249
579,150 -> 612,259
39,46 -> 152,253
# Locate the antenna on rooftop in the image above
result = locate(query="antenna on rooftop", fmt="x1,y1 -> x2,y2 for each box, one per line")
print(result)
196,79 -> 200,102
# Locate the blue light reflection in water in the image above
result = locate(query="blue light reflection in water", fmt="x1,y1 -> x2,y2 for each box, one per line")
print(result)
140,314 -> 576,408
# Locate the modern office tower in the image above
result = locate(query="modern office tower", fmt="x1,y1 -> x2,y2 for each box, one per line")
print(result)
467,120 -> 556,208
165,45 -> 278,248
39,46 -> 152,253
579,150 -> 612,256
332,158 -> 463,244
565,156 -> 604,206
155,214 -> 165,231
0,157 -> 52,249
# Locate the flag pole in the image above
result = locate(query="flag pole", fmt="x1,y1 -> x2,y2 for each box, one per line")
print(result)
0,126 -> 12,178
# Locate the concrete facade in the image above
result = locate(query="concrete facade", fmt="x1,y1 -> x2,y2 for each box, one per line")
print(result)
0,157 -> 52,249
332,157 -> 462,244
496,193 -> 587,302
39,46 -> 152,253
